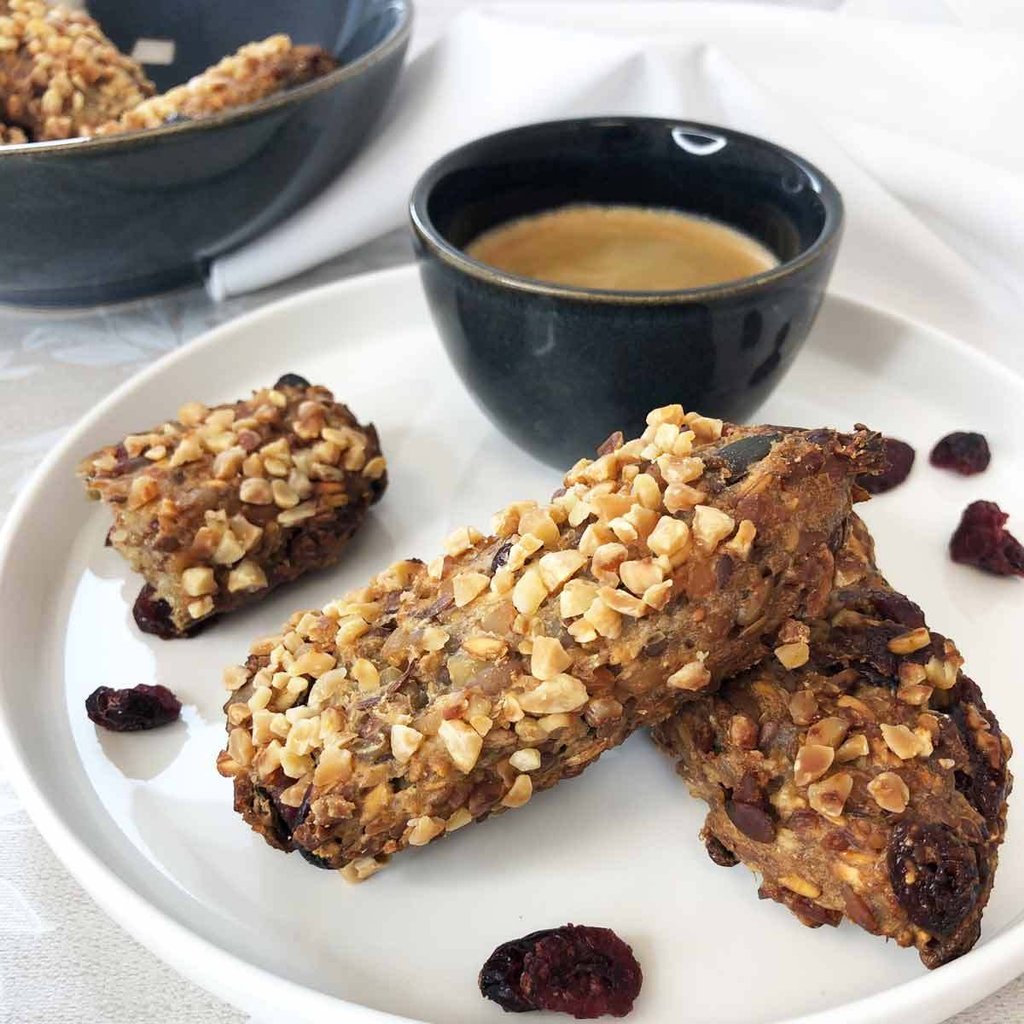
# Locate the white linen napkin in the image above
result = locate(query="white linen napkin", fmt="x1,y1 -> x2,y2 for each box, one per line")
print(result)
207,2 -> 1024,373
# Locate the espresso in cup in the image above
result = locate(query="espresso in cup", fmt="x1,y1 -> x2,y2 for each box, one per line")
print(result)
465,204 -> 778,291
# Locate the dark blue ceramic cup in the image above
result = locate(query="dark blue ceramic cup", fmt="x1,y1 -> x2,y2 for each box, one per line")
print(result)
410,118 -> 843,468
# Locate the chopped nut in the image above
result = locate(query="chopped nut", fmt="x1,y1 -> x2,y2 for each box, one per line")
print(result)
463,635 -> 508,660
407,816 -> 445,846
729,714 -> 760,750
239,477 -> 273,505
187,596 -> 214,619
519,674 -> 589,714
340,856 -> 385,883
391,724 -> 424,763
595,586 -> 646,618
538,549 -> 587,591
647,516 -> 691,559
925,653 -> 960,690
509,748 -> 541,772
560,579 -> 599,619
350,658 -> 380,691
646,404 -> 685,427
591,543 -> 629,586
531,636 -> 572,681
794,744 -> 835,786
788,689 -> 818,726
774,641 -> 810,670
420,626 -> 450,652
666,656 -> 711,692
619,558 -> 663,596
642,579 -> 673,610
807,772 -> 853,818
567,618 -> 599,643
363,456 -> 387,480
583,595 -> 622,639
222,664 -> 249,692
664,483 -> 707,514
539,712 -> 575,733
443,526 -> 482,557
169,435 -> 203,467
632,473 -> 662,510
290,651 -> 337,678
278,501 -> 317,527
438,719 -> 483,773
453,571 -> 490,608
779,875 -> 822,899
722,520 -> 757,560
519,508 -> 560,547
212,530 -> 245,566
881,723 -> 925,760
835,733 -> 870,762
867,771 -> 910,813
227,560 -> 268,593
691,505 -> 735,553
578,523 -> 613,557
502,774 -> 533,808
512,567 -> 549,616
446,808 -> 473,831
182,566 -> 216,597
806,717 -> 849,749
469,714 -> 493,736
888,627 -> 931,655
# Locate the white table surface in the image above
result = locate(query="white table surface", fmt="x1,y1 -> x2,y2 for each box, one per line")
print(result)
2,2 -> 1023,1021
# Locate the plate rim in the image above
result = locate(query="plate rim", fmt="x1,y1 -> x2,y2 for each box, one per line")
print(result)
0,263 -> 1021,1024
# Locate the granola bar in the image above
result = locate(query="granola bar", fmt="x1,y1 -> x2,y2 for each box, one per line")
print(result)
652,516 -> 1012,967
78,374 -> 386,638
0,0 -> 153,141
217,409 -> 881,879
92,34 -> 337,136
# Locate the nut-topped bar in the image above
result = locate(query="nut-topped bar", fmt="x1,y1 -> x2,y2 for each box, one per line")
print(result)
78,374 -> 386,638
0,0 -> 154,142
653,516 -> 1011,967
217,406 -> 881,878
92,35 -> 337,136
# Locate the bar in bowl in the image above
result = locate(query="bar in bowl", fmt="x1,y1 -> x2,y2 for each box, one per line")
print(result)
652,515 -> 1011,967
217,407 -> 880,879
78,374 -> 386,638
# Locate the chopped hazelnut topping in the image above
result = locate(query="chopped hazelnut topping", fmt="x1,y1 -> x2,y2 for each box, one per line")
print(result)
867,771 -> 910,813
290,651 -> 337,678
808,772 -> 853,818
788,689 -> 818,726
420,626 -> 450,652
340,856 -> 385,883
443,526 -> 482,557
512,567 -> 549,616
578,523 -> 614,556
583,595 -> 622,639
363,456 -> 387,480
502,774 -> 533,808
691,505 -> 735,553
182,566 -> 216,597
881,723 -> 925,760
531,636 -> 572,681
350,658 -> 380,691
560,579 -> 599,619
538,549 -> 587,591
887,627 -> 931,655
631,473 -> 663,510
407,816 -> 445,846
187,596 -> 214,619
438,719 -> 484,773
519,674 -> 589,714
642,579 -> 673,610
453,571 -> 490,608
227,560 -> 268,593
779,875 -> 822,899
462,635 -> 508,660
446,808 -> 473,832
774,641 -> 810,670
169,435 -> 203,468
591,543 -> 629,586
806,717 -> 848,749
794,743 -> 835,786
925,652 -> 961,690
519,508 -> 560,547
619,558 -> 663,596
722,520 -> 757,560
509,748 -> 541,772
222,664 -> 248,692
647,516 -> 691,559
664,483 -> 707,514
646,404 -> 685,427
390,724 -> 424,763
598,586 -> 648,618
239,477 -> 273,505
666,656 -> 711,692
567,618 -> 599,643
470,714 -> 493,736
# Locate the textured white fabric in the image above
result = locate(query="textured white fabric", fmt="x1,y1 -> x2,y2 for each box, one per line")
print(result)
1,2 -> 1023,1022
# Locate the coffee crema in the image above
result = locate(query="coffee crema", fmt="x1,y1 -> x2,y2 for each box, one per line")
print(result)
465,204 -> 779,292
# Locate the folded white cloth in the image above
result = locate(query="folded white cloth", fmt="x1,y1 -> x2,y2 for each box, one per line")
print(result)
207,1 -> 1024,373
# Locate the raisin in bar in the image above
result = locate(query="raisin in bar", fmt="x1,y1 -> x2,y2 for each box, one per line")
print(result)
0,0 -> 153,142
217,408 -> 880,879
78,374 -> 386,638
92,35 -> 336,136
652,515 -> 1011,968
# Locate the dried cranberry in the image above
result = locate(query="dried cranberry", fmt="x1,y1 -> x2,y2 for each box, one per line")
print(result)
133,585 -> 191,639
274,372 -> 310,389
930,432 -> 991,475
85,684 -> 182,732
704,832 -> 739,867
950,501 -> 1024,577
857,437 -> 915,494
888,821 -> 980,936
480,925 -> 642,1019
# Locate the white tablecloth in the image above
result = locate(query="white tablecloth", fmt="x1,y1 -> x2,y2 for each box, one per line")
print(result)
1,1 -> 1022,1021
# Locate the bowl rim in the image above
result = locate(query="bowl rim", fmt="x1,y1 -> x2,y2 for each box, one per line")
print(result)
409,116 -> 844,305
0,0 -> 412,159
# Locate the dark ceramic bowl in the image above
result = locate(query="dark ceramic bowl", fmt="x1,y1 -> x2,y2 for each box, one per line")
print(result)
410,117 -> 843,468
0,0 -> 411,307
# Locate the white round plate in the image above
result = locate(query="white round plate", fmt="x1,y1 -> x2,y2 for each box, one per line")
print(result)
1,266 -> 1022,1024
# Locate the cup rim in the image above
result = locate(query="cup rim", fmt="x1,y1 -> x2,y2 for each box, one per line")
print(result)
409,116 -> 844,305
0,0 -> 413,159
